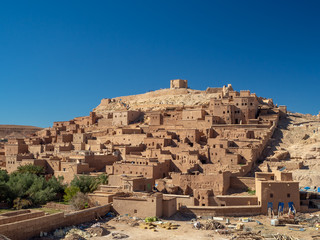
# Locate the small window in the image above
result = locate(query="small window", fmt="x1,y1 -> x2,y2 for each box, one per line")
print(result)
134,209 -> 137,213
287,193 -> 291,198
270,193 -> 273,198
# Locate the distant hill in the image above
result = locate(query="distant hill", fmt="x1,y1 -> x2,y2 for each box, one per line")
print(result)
0,125 -> 42,139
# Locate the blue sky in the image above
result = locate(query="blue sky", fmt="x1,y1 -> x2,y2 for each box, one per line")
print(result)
0,1 -> 319,127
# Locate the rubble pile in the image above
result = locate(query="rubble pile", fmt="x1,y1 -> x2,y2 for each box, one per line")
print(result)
231,231 -> 263,240
296,214 -> 320,227
272,233 -> 300,240
230,232 -> 300,240
201,220 -> 225,230
114,215 -> 142,227
111,232 -> 129,239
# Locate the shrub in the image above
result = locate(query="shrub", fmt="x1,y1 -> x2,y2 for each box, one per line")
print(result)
70,192 -> 90,210
247,188 -> 256,195
64,186 -> 80,202
13,197 -> 32,210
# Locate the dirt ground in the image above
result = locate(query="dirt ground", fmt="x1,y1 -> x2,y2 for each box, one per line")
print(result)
92,221 -> 222,240
90,212 -> 320,240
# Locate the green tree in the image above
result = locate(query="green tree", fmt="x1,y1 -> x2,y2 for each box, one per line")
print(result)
6,173 -> 37,201
0,170 -> 9,182
4,173 -> 66,207
26,177 -> 56,205
47,176 -> 66,201
16,164 -> 45,176
97,174 -> 108,185
70,175 -> 98,193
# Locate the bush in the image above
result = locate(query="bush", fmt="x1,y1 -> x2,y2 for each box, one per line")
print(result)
70,192 -> 90,210
145,217 -> 159,222
13,197 -> 32,210
64,186 -> 80,202
247,188 -> 256,195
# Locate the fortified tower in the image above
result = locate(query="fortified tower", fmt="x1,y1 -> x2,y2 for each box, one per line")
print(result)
170,79 -> 188,89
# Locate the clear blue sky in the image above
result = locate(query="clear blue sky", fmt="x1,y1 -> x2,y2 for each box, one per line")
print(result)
0,1 -> 319,128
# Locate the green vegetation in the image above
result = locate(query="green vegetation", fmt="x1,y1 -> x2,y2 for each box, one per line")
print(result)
145,216 -> 159,222
0,169 -> 108,210
70,174 -> 108,194
33,207 -> 62,214
247,188 -> 256,195
0,209 -> 14,214
16,164 -> 45,176
0,169 -> 65,209
63,186 -> 80,202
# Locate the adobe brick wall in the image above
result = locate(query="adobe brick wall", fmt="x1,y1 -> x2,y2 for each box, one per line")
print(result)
230,176 -> 255,191
0,211 -> 44,225
0,212 -> 64,240
45,202 -> 74,211
0,204 -> 111,240
180,205 -> 261,217
64,204 -> 111,225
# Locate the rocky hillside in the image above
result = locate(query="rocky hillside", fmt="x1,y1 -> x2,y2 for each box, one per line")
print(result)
93,88 -> 223,115
258,113 -> 320,187
0,125 -> 42,139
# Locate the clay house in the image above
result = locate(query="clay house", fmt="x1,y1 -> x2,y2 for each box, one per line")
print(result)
107,157 -> 171,181
108,175 -> 154,192
112,192 -> 177,218
255,171 -> 300,214
55,160 -> 95,183
112,111 -> 141,126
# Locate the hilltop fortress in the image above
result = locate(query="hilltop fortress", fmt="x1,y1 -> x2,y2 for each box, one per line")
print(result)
2,79 -> 304,218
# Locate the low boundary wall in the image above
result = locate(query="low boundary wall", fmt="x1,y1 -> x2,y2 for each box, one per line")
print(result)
0,204 -> 111,240
180,205 -> 261,217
